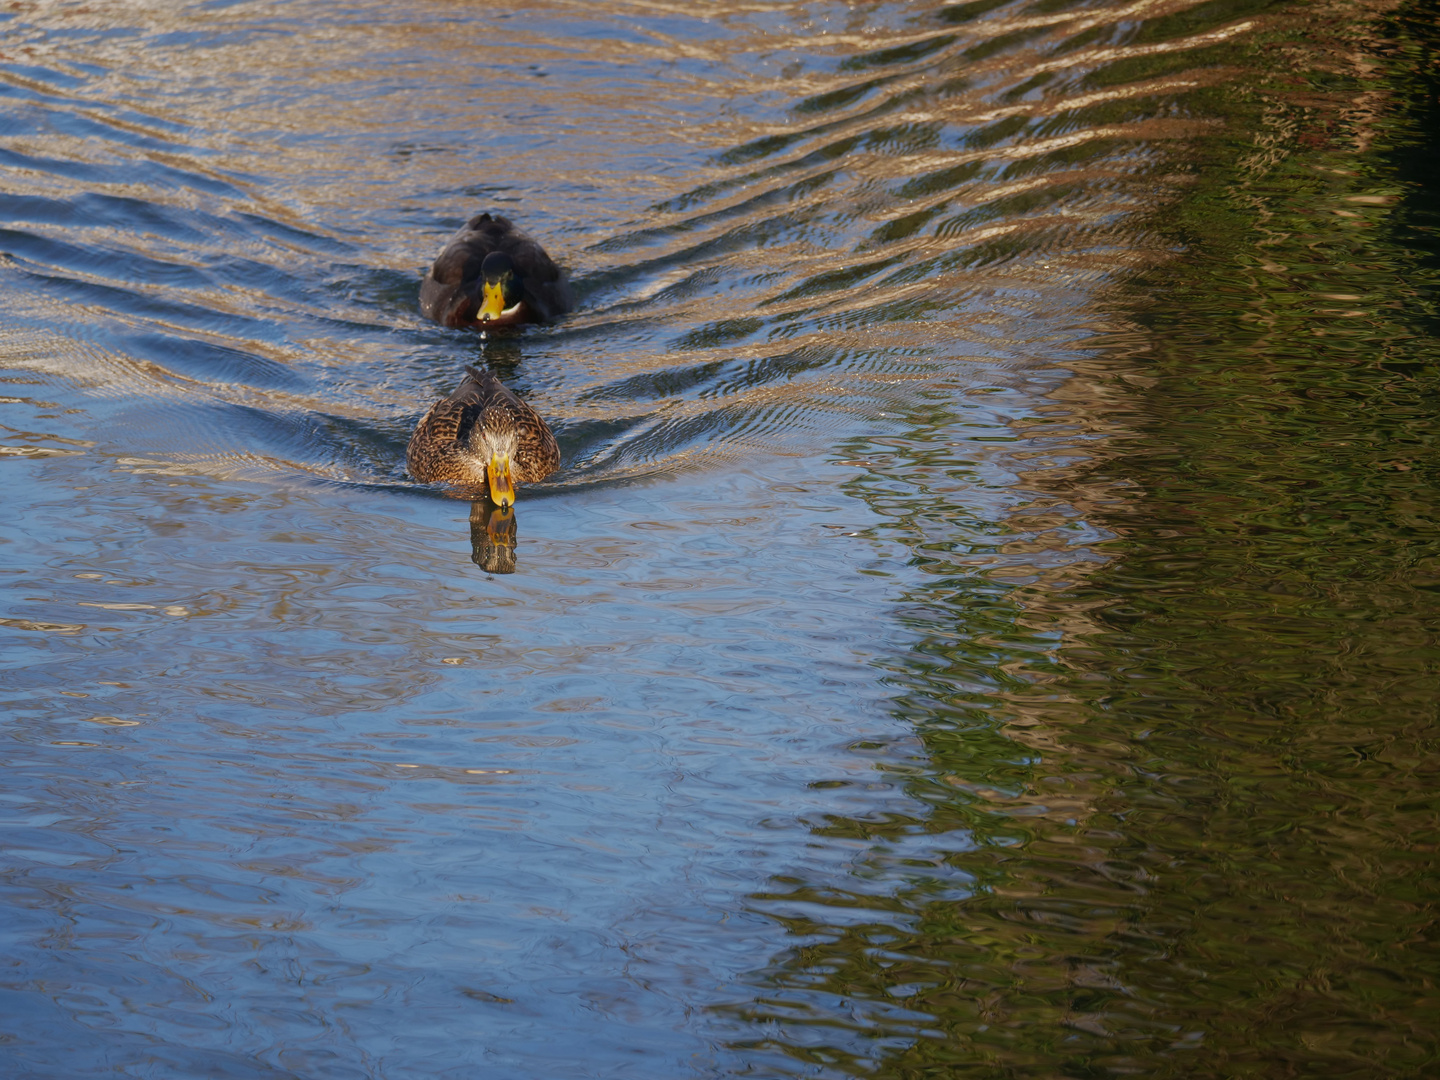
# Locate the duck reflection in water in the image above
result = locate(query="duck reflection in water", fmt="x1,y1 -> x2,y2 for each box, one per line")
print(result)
470,500 -> 518,574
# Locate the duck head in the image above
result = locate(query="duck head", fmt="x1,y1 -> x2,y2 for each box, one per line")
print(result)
477,252 -> 524,324
471,403 -> 519,507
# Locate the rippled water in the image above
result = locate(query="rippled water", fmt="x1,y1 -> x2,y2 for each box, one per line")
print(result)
2,0 -> 1437,1076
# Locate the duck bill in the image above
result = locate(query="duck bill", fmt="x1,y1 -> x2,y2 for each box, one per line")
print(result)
478,280 -> 507,322
486,450 -> 516,508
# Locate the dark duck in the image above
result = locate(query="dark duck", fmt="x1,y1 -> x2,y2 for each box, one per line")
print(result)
419,213 -> 572,329
406,365 -> 560,506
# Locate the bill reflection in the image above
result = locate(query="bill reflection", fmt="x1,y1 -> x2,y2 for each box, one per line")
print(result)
470,499 -> 517,575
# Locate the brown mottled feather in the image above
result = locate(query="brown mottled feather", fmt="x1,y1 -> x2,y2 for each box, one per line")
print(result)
419,213 -> 572,328
407,366 -> 560,498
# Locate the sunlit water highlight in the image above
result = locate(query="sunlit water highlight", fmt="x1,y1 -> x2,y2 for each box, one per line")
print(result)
2,0 -> 1437,1077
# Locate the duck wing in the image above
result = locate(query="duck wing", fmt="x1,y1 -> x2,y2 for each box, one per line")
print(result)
405,371 -> 488,484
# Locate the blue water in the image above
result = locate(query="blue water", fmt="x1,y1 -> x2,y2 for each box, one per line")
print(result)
4,0 -> 1438,1076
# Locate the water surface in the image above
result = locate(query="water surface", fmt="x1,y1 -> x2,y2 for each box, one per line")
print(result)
1,0 -> 1437,1077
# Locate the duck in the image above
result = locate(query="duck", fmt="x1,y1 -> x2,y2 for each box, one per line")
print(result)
406,364 -> 560,505
419,213 -> 572,329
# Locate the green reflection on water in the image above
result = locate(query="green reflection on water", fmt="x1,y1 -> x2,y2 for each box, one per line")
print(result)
728,2 -> 1440,1076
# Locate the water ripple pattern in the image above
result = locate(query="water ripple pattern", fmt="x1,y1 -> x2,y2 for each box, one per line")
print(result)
1,0 -> 1216,490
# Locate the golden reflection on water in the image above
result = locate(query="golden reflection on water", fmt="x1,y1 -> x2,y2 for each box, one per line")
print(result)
0,0 -> 1221,492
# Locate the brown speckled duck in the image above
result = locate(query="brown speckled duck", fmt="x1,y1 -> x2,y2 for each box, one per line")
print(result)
419,213 -> 572,329
406,365 -> 560,505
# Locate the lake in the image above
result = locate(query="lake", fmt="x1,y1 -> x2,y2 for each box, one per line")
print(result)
1,0 -> 1437,1076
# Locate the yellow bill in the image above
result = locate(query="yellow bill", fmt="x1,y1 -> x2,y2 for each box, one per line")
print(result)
479,279 -> 507,322
487,450 -> 516,508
